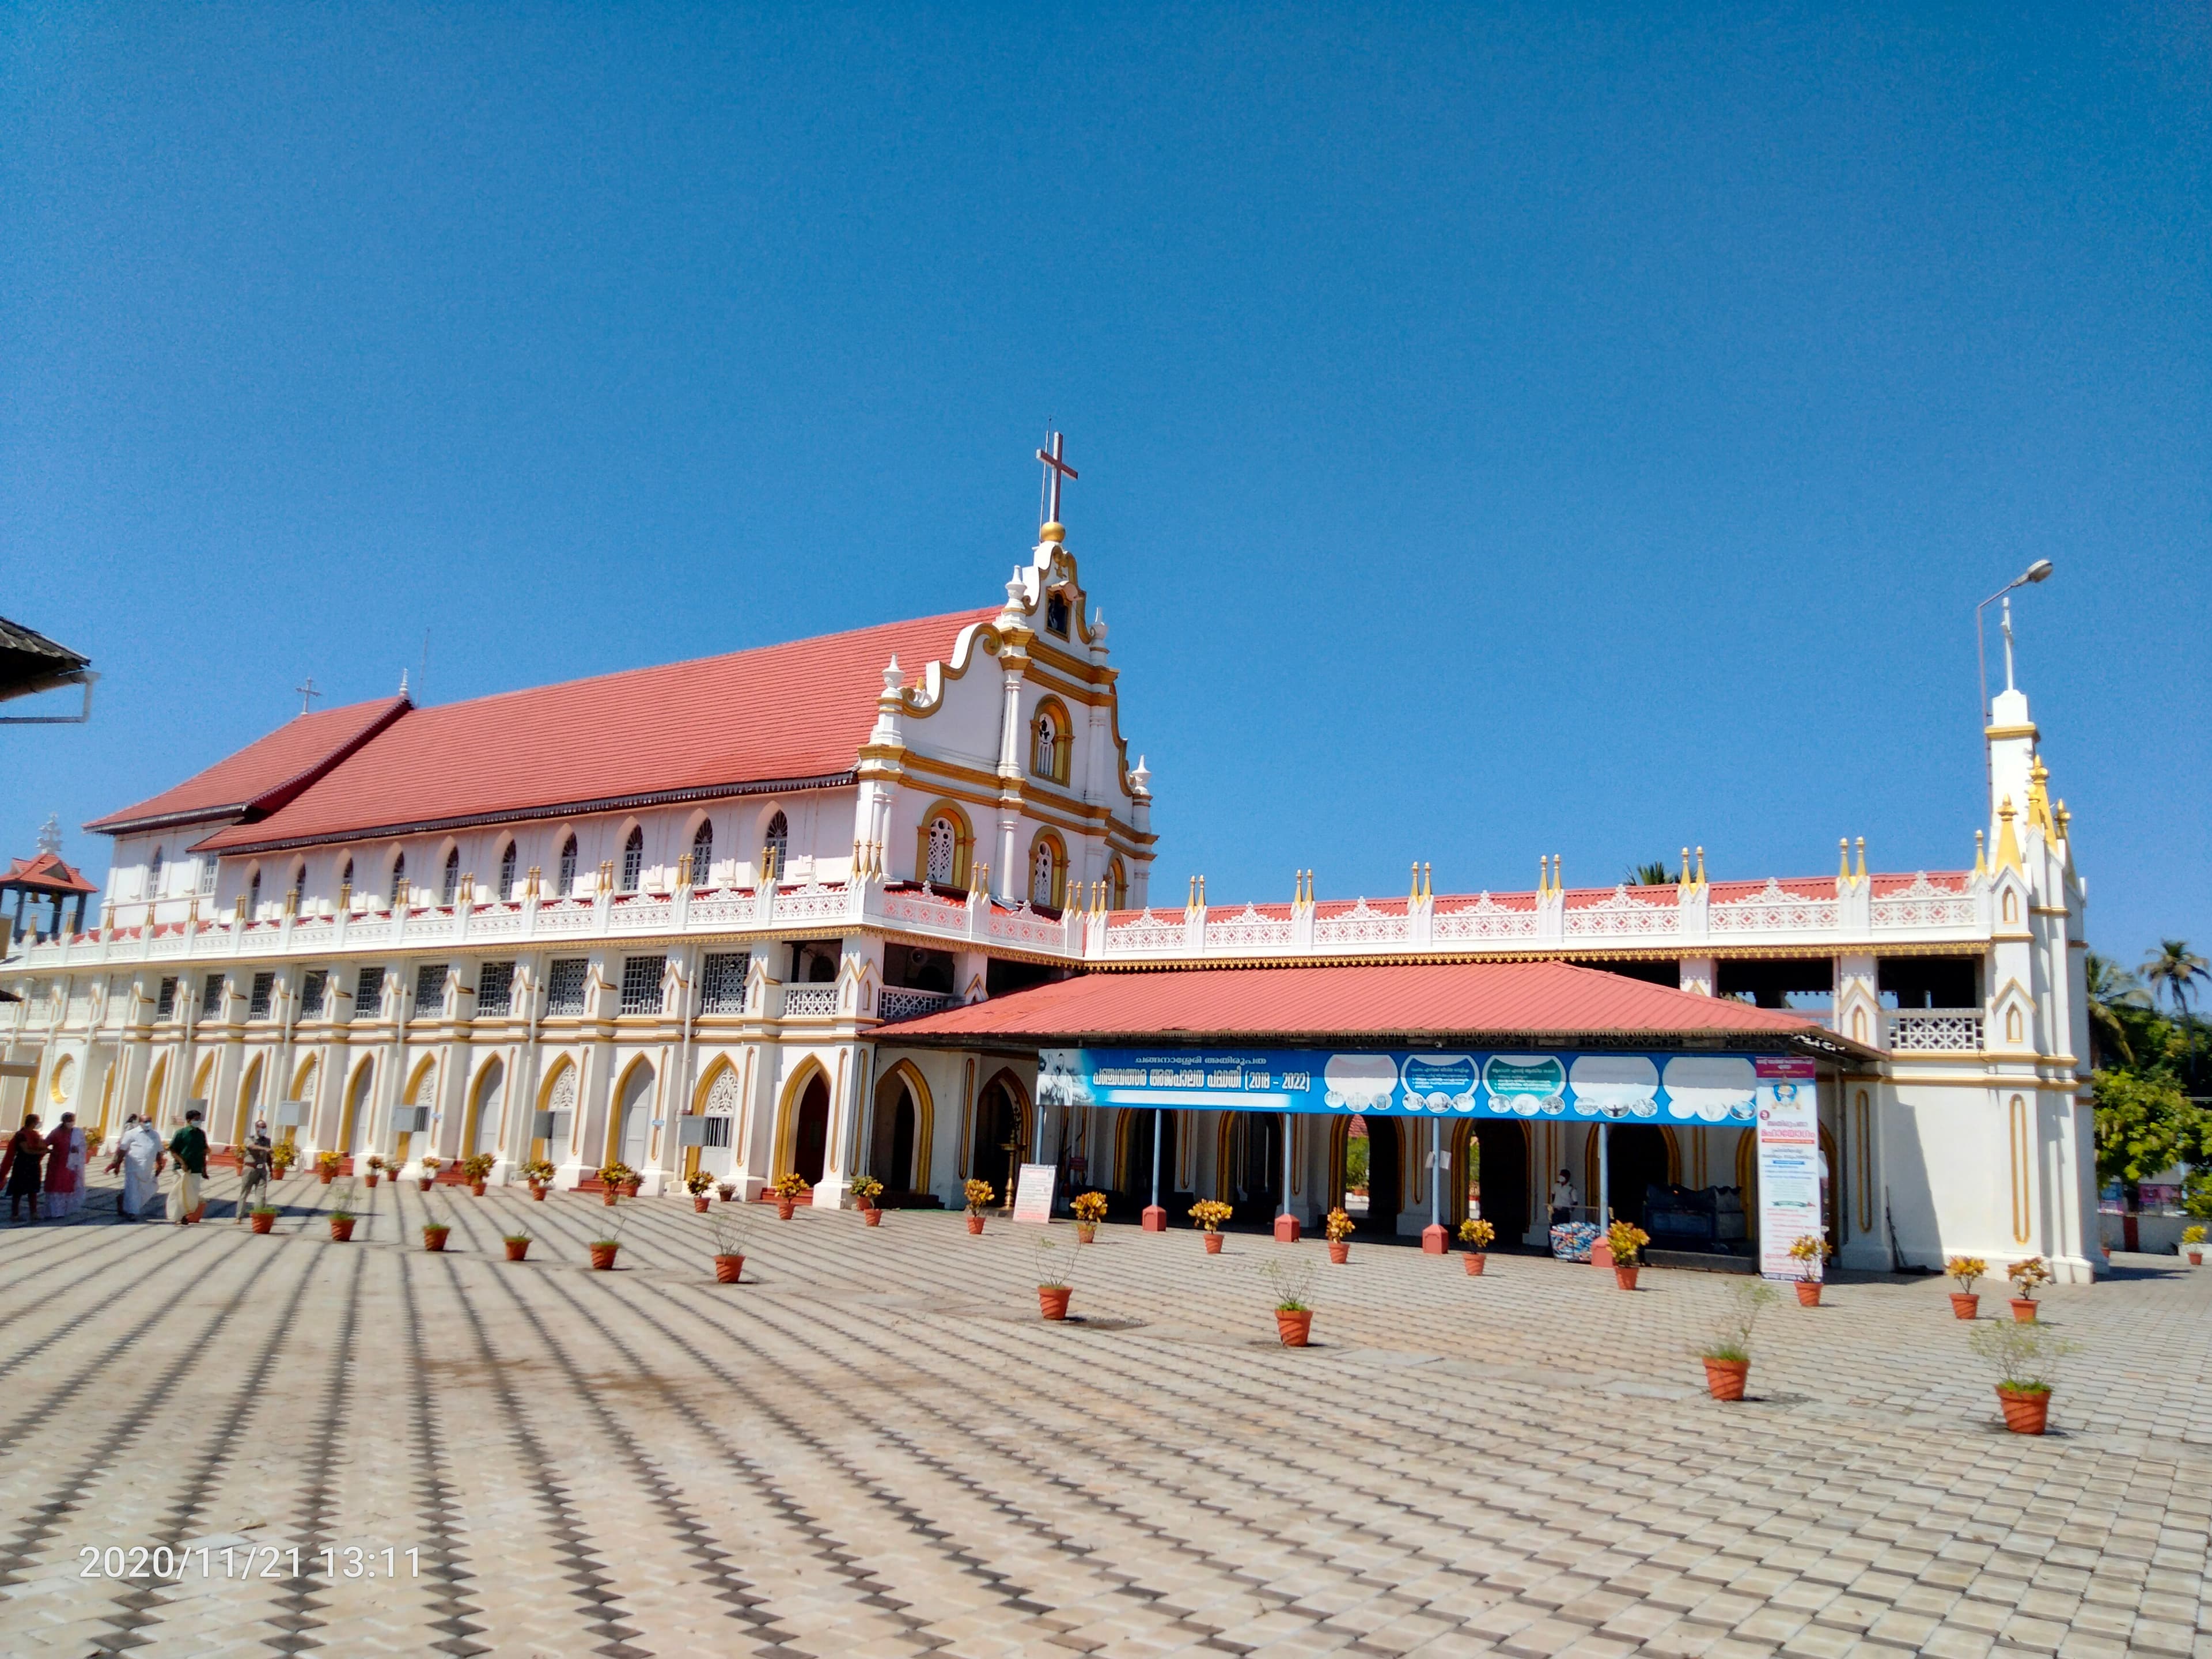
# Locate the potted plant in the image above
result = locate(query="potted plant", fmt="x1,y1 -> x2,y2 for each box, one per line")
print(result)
706,1208 -> 745,1283
1324,1207 -> 1354,1263
1944,1256 -> 1986,1320
502,1229 -> 532,1262
597,1162 -> 637,1208
521,1157 -> 555,1199
461,1152 -> 496,1195
1787,1235 -> 1831,1306
716,1180 -> 736,1203
249,1204 -> 279,1236
1458,1217 -> 1495,1274
2007,1256 -> 2052,1321
1970,1317 -> 2075,1434
771,1171 -> 810,1220
2184,1225 -> 2205,1267
589,1203 -> 627,1270
1698,1280 -> 1777,1400
963,1179 -> 994,1233
1189,1199 -> 1233,1253
1607,1220 -> 1650,1290
850,1174 -> 885,1224
619,1170 -> 643,1198
327,1181 -> 358,1241
315,1150 -> 342,1184
418,1155 -> 441,1192
422,1219 -> 452,1252
1071,1190 -> 1109,1244
364,1154 -> 384,1190
1263,1259 -> 1316,1346
1035,1240 -> 1071,1320
270,1143 -> 298,1180
685,1168 -> 717,1213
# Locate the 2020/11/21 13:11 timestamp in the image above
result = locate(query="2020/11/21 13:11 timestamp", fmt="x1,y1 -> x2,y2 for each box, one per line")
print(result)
79,1545 -> 422,1581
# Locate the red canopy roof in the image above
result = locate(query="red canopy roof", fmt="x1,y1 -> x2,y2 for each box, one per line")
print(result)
888,959 -> 1846,1049
1,850 -> 99,896
193,608 -> 997,854
87,696 -> 408,835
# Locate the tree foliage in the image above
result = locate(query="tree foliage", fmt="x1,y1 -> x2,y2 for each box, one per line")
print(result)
2092,1065 -> 2206,1203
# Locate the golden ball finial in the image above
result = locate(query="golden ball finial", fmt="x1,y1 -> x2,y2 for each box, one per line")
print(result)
1039,521 -> 1065,542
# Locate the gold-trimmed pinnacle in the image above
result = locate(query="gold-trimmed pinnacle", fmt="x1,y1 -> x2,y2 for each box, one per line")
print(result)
1694,846 -> 1706,887
1973,831 -> 1987,876
1854,836 -> 1866,882
1994,797 -> 2024,873
1838,838 -> 1851,881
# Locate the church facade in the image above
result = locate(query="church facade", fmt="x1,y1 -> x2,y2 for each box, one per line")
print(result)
1,512 -> 2102,1281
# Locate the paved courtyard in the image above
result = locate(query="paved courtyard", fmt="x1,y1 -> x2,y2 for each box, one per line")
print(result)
2,1173 -> 2207,1659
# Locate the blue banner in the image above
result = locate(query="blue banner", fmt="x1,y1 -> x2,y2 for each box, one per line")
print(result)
1037,1046 -> 1788,1124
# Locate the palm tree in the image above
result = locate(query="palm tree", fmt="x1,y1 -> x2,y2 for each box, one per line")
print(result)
1628,861 -> 1676,886
2142,940 -> 2210,1024
2085,953 -> 2149,1069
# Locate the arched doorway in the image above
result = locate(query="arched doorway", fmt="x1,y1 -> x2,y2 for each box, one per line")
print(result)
232,1056 -> 265,1147
1221,1112 -> 1282,1224
870,1066 -> 925,1195
1459,1119 -> 1530,1245
142,1055 -> 168,1128
1119,1107 -> 1178,1213
284,1057 -> 316,1151
1604,1124 -> 1675,1229
614,1061 -> 654,1169
467,1059 -> 504,1160
969,1072 -> 1027,1205
342,1062 -> 373,1156
790,1072 -> 831,1186
1336,1117 -> 1402,1233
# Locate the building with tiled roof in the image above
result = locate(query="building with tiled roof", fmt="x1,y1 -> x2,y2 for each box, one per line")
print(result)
1,463 -> 2097,1283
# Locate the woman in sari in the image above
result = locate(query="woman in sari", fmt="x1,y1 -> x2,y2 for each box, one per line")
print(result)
42,1112 -> 85,1219
3,1114 -> 46,1222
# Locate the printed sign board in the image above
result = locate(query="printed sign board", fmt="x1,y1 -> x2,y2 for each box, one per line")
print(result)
1754,1057 -> 1822,1279
1012,1162 -> 1057,1224
1037,1046 -> 1790,1126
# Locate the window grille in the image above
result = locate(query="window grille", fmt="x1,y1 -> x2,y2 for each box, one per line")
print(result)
691,1116 -> 732,1149
474,960 -> 513,1016
200,976 -> 226,1018
691,821 -> 714,887
499,842 -> 518,900
155,976 -> 178,1020
440,849 -> 460,904
1031,844 -> 1056,906
353,965 -> 384,1018
556,837 -> 578,896
700,951 -> 751,1014
248,971 -> 275,1020
926,818 -> 955,884
546,958 -> 589,1016
620,955 -> 666,1014
620,828 -> 644,893
301,969 -> 329,1019
412,963 -> 449,1016
389,854 -> 407,905
199,857 -> 218,896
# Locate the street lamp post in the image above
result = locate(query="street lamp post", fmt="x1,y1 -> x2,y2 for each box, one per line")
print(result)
1976,560 -> 2053,798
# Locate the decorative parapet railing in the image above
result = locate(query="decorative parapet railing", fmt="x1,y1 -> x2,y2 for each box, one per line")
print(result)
876,986 -> 959,1024
1887,1009 -> 1985,1052
781,984 -> 842,1018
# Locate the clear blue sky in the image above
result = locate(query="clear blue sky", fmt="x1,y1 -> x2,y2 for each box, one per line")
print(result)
4,5 -> 2206,970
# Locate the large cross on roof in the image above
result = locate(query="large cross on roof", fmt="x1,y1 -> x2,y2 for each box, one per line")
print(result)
1035,430 -> 1077,528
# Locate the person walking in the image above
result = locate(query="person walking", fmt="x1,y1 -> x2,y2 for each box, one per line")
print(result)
111,1114 -> 165,1221
42,1111 -> 85,1220
3,1114 -> 47,1223
234,1120 -> 274,1224
167,1109 -> 209,1225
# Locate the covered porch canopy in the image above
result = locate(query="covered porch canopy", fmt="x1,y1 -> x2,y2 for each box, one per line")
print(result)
887,959 -> 1874,1235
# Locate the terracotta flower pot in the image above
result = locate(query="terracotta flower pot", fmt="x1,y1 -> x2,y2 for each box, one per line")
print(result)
418,1178 -> 433,1192
1950,1291 -> 1979,1320
2010,1298 -> 2038,1323
1702,1358 -> 1749,1401
966,1214 -> 985,1234
589,1243 -> 619,1271
531,1184 -> 547,1202
1204,1233 -> 1224,1255
2189,1250 -> 2203,1266
603,1190 -> 619,1208
1038,1286 -> 1071,1321
251,1211 -> 276,1234
777,1198 -> 798,1221
504,1238 -> 530,1261
1327,1240 -> 1350,1264
1615,1266 -> 1640,1291
1795,1280 -> 1821,1307
1275,1309 -> 1313,1347
365,1173 -> 379,1188
422,1226 -> 450,1253
714,1253 -> 744,1283
470,1181 -> 486,1196
693,1196 -> 710,1213
620,1180 -> 642,1198
319,1168 -> 335,1184
863,1207 -> 883,1226
1996,1384 -> 2050,1435
1075,1222 -> 1097,1244
1464,1252 -> 1486,1276
329,1217 -> 355,1242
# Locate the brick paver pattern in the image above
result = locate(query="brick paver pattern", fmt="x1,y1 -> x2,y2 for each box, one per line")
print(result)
2,1171 -> 2207,1659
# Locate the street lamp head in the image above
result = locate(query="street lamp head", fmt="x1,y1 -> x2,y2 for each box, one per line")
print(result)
2022,559 -> 2053,584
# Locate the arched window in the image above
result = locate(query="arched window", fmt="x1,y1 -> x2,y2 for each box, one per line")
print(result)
1030,698 -> 1072,783
763,812 -> 789,879
339,856 -> 353,892
1045,589 -> 1071,637
926,816 -> 956,884
1107,857 -> 1127,910
388,853 -> 407,906
147,846 -> 164,902
690,820 -> 714,888
440,848 -> 461,905
290,862 -> 307,910
498,840 -> 518,901
620,826 -> 644,893
247,869 -> 262,916
1030,841 -> 1060,908
556,835 -> 578,897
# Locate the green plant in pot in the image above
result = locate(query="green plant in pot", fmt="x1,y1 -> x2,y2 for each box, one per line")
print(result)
1262,1257 -> 1316,1347
1698,1279 -> 1778,1400
1035,1238 -> 1072,1320
706,1206 -> 745,1283
589,1201 -> 629,1270
1971,1317 -> 2077,1434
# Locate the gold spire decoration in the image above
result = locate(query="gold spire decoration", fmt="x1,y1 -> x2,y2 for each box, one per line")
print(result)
2054,800 -> 2070,840
2026,755 -> 2055,837
1993,797 -> 2024,873
1694,846 -> 1706,888
1410,861 -> 1421,902
1422,862 -> 1433,900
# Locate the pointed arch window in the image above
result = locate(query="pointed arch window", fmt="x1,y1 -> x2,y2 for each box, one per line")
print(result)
690,820 -> 714,888
763,812 -> 789,880
499,841 -> 518,901
1030,840 -> 1062,908
556,835 -> 578,897
248,869 -> 262,917
620,826 -> 645,893
147,846 -> 164,902
926,817 -> 956,884
338,857 -> 354,893
440,848 -> 461,905
290,862 -> 308,910
388,853 -> 407,907
1029,698 -> 1072,784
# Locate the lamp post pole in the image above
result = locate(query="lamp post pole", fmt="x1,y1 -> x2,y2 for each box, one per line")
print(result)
1975,560 -> 2054,791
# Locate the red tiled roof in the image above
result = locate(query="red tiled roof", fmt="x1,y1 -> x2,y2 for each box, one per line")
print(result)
194,609 -> 999,854
889,960 -> 1836,1047
86,696 -> 409,835
1,851 -> 99,895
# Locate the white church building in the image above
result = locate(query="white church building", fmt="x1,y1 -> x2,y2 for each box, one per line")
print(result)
1,474 -> 2101,1281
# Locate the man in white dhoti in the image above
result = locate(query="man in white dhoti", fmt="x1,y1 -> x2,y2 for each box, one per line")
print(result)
167,1108 -> 209,1225
113,1115 -> 165,1221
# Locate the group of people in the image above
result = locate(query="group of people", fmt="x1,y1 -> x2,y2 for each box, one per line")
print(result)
2,1110 -> 87,1222
1,1105 -> 244,1226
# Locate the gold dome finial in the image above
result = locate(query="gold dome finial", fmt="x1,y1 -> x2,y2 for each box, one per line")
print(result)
1039,521 -> 1065,542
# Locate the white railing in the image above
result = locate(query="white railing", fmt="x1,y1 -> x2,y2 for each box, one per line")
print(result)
876,986 -> 957,1024
1887,1009 -> 1984,1052
782,984 -> 841,1018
